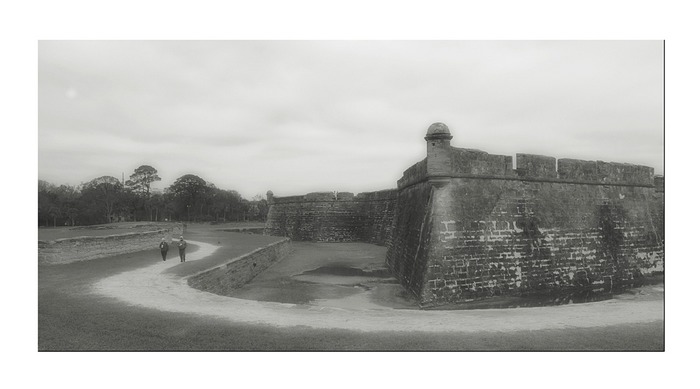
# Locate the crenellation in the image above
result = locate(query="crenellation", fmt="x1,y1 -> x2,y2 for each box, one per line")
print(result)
449,147 -> 512,177
336,192 -> 355,201
596,161 -> 654,186
264,122 -> 664,308
305,192 -> 337,201
397,158 -> 428,189
264,189 -> 397,245
558,158 -> 598,182
516,153 -> 558,179
416,123 -> 657,186
654,175 -> 664,193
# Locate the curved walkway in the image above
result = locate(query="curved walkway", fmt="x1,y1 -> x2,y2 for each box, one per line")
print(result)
92,240 -> 664,334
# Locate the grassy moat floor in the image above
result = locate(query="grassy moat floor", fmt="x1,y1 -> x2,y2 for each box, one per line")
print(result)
38,224 -> 663,351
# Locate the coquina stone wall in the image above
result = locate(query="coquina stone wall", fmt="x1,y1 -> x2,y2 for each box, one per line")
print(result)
387,123 -> 664,307
38,224 -> 184,265
187,238 -> 291,295
264,122 -> 664,308
408,178 -> 664,307
264,190 -> 396,245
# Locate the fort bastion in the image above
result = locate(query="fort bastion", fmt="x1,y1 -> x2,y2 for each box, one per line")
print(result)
265,123 -> 664,308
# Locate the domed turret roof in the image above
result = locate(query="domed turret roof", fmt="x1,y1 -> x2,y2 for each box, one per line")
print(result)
425,122 -> 453,140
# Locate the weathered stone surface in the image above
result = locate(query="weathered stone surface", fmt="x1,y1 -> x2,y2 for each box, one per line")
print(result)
558,158 -> 598,182
451,148 -> 512,177
516,153 -> 557,179
596,161 -> 654,186
385,181 -> 434,298
264,190 -> 397,245
397,158 -> 427,189
654,175 -> 664,193
416,178 -> 663,307
264,122 -> 664,308
187,238 -> 291,294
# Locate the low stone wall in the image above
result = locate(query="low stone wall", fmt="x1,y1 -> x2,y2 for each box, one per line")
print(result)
187,238 -> 291,295
38,224 -> 184,265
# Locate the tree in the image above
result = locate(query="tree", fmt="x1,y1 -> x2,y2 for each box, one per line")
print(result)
38,173 -> 252,226
207,188 -> 245,222
38,181 -> 80,227
200,182 -> 218,221
125,165 -> 161,197
150,192 -> 165,221
166,174 -> 207,221
38,180 -> 57,227
162,191 -> 178,221
223,190 -> 246,221
54,184 -> 80,226
81,176 -> 123,223
125,165 -> 161,221
116,188 -> 140,222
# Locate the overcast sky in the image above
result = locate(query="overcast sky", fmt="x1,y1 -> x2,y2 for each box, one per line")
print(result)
38,41 -> 663,198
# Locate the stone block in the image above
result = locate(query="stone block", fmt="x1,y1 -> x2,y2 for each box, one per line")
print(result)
516,154 -> 557,179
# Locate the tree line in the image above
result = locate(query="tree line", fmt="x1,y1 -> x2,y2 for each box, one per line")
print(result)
38,165 -> 269,227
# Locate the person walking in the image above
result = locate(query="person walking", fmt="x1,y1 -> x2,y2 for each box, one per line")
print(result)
159,238 -> 169,261
177,236 -> 187,262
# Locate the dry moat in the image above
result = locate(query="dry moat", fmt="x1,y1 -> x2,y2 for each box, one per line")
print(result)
216,241 -> 663,311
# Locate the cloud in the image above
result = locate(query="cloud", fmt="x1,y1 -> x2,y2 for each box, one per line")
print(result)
38,41 -> 664,199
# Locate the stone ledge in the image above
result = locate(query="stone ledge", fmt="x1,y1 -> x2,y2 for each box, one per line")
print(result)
187,238 -> 292,294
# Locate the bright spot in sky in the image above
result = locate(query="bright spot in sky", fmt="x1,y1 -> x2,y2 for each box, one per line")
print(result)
65,87 -> 77,99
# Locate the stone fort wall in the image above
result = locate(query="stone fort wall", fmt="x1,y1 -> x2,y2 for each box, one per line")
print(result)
265,123 -> 664,308
264,189 -> 397,245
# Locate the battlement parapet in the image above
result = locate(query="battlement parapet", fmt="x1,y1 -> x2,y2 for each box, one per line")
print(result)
272,192 -> 354,203
416,122 -> 657,187
421,146 -> 655,187
270,195 -> 308,204
450,148 -> 514,177
355,189 -> 398,201
336,192 -> 355,201
557,158 -> 598,181
304,192 -> 337,201
265,188 -> 397,245
265,122 -> 663,308
595,161 -> 652,185
516,153 -> 557,179
654,175 -> 664,193
397,158 -> 428,189
270,189 -> 398,204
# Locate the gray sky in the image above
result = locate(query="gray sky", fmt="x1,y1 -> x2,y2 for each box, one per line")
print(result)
38,41 -> 663,198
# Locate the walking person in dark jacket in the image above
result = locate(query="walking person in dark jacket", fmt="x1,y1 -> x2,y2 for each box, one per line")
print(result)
159,238 -> 169,261
178,236 -> 187,262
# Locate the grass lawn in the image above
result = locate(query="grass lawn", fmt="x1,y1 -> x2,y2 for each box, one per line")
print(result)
37,221 -> 266,242
38,227 -> 663,351
38,221 -> 179,241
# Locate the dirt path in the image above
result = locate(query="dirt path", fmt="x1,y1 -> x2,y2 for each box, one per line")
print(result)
93,240 -> 664,334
